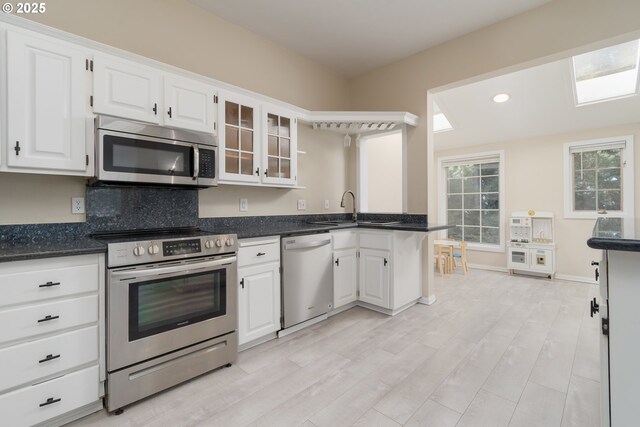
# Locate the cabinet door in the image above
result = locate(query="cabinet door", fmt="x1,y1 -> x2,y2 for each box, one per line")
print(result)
333,248 -> 357,309
163,74 -> 217,133
218,92 -> 261,183
359,248 -> 391,309
262,105 -> 297,186
238,263 -> 281,345
7,31 -> 88,172
93,54 -> 161,124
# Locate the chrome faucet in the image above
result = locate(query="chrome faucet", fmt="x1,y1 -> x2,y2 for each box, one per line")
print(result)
340,190 -> 357,222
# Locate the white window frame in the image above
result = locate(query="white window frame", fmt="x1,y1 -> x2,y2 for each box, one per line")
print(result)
563,135 -> 634,219
437,150 -> 506,253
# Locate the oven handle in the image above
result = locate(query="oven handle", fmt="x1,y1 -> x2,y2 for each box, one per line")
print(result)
110,256 -> 236,280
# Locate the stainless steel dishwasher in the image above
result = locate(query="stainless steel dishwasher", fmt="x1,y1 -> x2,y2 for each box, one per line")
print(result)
281,233 -> 333,329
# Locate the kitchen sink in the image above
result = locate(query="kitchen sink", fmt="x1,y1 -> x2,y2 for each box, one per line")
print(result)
307,220 -> 401,226
358,220 -> 401,225
307,220 -> 356,226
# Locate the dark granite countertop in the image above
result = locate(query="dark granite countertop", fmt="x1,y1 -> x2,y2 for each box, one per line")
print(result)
0,213 -> 450,263
0,236 -> 106,263
587,217 -> 640,252
209,220 -> 451,239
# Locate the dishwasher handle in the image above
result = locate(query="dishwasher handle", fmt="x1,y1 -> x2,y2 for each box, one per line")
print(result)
284,238 -> 331,251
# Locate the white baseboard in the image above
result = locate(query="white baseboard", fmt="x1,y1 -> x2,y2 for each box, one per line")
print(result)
466,263 -> 597,285
418,295 -> 437,305
554,274 -> 597,285
467,263 -> 509,273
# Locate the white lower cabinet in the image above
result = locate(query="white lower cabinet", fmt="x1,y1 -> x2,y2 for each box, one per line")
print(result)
331,229 -> 423,314
0,365 -> 99,427
359,248 -> 391,309
0,254 -> 105,427
237,237 -> 281,347
333,248 -> 358,309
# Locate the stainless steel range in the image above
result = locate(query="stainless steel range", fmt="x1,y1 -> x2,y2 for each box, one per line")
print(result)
97,228 -> 238,412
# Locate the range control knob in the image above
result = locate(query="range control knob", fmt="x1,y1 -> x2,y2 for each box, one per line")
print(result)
205,240 -> 214,249
215,239 -> 223,248
148,244 -> 160,255
133,246 -> 145,256
226,237 -> 235,246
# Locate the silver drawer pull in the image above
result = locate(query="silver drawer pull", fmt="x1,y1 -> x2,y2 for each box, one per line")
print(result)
38,354 -> 61,364
38,281 -> 61,288
39,397 -> 61,407
37,315 -> 59,323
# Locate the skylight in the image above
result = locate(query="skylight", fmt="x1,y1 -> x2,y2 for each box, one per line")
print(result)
433,102 -> 453,132
573,39 -> 640,105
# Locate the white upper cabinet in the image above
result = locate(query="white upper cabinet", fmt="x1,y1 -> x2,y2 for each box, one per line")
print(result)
218,96 -> 298,187
6,30 -> 89,173
163,73 -> 218,134
262,104 -> 297,186
93,54 -> 162,124
219,91 -> 261,183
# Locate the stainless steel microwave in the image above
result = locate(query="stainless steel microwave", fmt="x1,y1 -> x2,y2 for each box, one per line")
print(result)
95,115 -> 217,187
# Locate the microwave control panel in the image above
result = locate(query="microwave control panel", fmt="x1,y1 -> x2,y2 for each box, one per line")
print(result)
198,149 -> 215,178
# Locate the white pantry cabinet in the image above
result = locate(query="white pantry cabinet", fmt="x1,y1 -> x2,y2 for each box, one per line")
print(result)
237,236 -> 281,347
0,254 -> 105,427
93,54 -> 218,134
331,230 -> 358,309
5,29 -> 91,175
218,95 -> 298,187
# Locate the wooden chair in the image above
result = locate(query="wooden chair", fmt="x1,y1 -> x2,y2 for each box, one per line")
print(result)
434,243 -> 453,276
451,241 -> 468,274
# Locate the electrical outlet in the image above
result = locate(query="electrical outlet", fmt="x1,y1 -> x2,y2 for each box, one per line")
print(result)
71,197 -> 85,214
297,199 -> 307,210
324,200 -> 330,210
239,198 -> 249,212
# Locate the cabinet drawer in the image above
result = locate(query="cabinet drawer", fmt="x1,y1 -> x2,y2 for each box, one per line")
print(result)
0,326 -> 98,393
0,365 -> 99,427
332,231 -> 357,250
0,260 -> 99,309
238,239 -> 280,267
0,295 -> 98,345
359,231 -> 392,251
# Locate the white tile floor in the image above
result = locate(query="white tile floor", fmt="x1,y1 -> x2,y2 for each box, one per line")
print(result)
70,269 -> 601,426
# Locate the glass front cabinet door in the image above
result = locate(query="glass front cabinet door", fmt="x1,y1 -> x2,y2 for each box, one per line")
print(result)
219,92 -> 261,183
262,105 -> 297,186
218,92 -> 297,187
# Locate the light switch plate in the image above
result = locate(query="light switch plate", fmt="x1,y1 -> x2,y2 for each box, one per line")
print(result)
239,198 -> 248,212
71,197 -> 85,214
297,199 -> 307,210
324,200 -> 330,210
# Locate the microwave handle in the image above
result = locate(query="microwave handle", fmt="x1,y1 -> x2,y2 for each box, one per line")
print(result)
193,145 -> 200,180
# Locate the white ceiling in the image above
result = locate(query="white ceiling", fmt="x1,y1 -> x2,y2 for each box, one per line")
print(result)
433,57 -> 640,150
190,0 -> 551,77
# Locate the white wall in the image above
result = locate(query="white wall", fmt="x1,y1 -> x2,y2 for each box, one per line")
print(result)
362,133 -> 402,213
0,0 -> 352,225
435,122 -> 640,280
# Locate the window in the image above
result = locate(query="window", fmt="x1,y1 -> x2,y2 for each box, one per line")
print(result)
438,151 -> 505,251
572,39 -> 640,105
563,135 -> 634,218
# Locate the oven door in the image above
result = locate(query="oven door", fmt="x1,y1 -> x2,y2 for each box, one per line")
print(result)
97,129 -> 199,186
107,255 -> 237,371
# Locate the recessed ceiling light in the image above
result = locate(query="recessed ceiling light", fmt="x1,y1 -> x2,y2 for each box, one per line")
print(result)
493,93 -> 510,103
